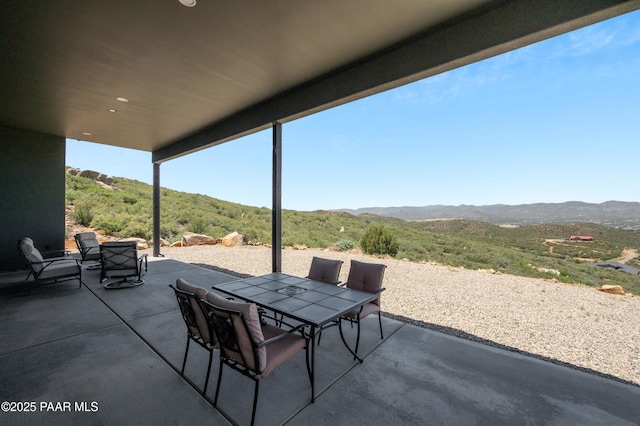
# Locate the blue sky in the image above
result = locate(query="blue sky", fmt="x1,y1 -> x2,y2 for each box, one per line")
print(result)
67,10 -> 640,212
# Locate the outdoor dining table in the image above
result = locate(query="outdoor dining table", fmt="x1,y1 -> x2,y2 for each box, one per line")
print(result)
211,272 -> 379,402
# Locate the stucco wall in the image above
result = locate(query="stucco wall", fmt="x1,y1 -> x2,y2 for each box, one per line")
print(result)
0,126 -> 66,271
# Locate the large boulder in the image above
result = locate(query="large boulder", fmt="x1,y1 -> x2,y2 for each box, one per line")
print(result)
96,173 -> 114,185
120,238 -> 148,250
598,285 -> 625,295
221,232 -> 246,247
181,232 -> 218,246
79,170 -> 101,180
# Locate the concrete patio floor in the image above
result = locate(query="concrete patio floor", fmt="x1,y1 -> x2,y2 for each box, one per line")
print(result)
1,257 -> 638,426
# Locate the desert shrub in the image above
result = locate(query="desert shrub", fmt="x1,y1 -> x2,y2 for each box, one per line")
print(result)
360,225 -> 399,257
335,240 -> 355,251
72,203 -> 94,227
186,217 -> 209,234
121,195 -> 138,205
92,215 -> 125,235
121,221 -> 152,240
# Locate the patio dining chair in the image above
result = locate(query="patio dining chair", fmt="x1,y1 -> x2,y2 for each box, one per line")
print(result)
339,260 -> 386,360
200,292 -> 311,426
274,255 -> 344,328
306,257 -> 343,343
170,279 -> 217,394
307,256 -> 343,284
17,237 -> 82,294
99,241 -> 147,288
74,232 -> 101,269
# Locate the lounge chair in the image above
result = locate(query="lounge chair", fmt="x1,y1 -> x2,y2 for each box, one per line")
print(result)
17,237 -> 82,294
74,232 -> 101,269
100,241 -> 147,288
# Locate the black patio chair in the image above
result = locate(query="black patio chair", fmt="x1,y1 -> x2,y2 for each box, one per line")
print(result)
307,256 -> 343,284
74,232 -> 101,269
200,292 -> 311,426
170,279 -> 217,394
17,237 -> 82,294
338,260 -> 386,361
306,257 -> 344,343
99,241 -> 147,288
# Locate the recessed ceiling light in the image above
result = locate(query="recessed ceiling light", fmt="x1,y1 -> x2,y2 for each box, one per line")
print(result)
178,0 -> 196,7
116,97 -> 129,103
82,132 -> 92,136
108,108 -> 117,113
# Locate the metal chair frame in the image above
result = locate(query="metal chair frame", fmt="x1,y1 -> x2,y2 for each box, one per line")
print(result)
99,241 -> 147,288
338,288 -> 385,362
74,232 -> 102,269
200,300 -> 312,426
17,238 -> 82,294
337,261 -> 386,361
170,284 -> 217,395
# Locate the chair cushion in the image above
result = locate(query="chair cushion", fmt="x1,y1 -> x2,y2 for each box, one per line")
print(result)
345,260 -> 386,306
37,260 -> 80,280
206,291 -> 266,372
76,232 -> 100,259
307,257 -> 342,284
19,238 -> 45,272
343,302 -> 380,320
75,231 -> 96,240
260,324 -> 306,378
177,278 -> 208,299
176,278 -> 212,343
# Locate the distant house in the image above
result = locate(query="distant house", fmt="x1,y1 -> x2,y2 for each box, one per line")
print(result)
570,236 -> 594,241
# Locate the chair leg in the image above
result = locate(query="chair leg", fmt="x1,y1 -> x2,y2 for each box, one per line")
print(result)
378,311 -> 384,339
354,314 -> 361,361
213,358 -> 224,408
305,342 -> 312,381
181,337 -> 190,374
203,349 -> 214,395
251,380 -> 260,426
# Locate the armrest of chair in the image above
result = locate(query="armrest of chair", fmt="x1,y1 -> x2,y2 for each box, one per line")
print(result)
137,253 -> 148,275
41,249 -> 71,259
256,323 -> 309,348
39,257 -> 80,266
35,258 -> 80,275
353,287 -> 385,315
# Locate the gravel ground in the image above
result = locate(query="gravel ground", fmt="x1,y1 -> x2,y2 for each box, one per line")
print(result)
151,244 -> 640,386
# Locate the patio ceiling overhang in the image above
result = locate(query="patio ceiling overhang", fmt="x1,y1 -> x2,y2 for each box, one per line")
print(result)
1,0 -> 639,164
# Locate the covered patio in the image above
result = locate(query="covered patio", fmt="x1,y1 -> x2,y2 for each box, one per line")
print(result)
1,260 -> 638,425
2,2 -> 640,425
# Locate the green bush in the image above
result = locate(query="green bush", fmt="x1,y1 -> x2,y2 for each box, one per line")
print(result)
360,225 -> 399,257
92,215 -> 125,235
72,203 -> 94,227
335,239 -> 355,251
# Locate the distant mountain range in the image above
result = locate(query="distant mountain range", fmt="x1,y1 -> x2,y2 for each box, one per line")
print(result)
337,201 -> 640,229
